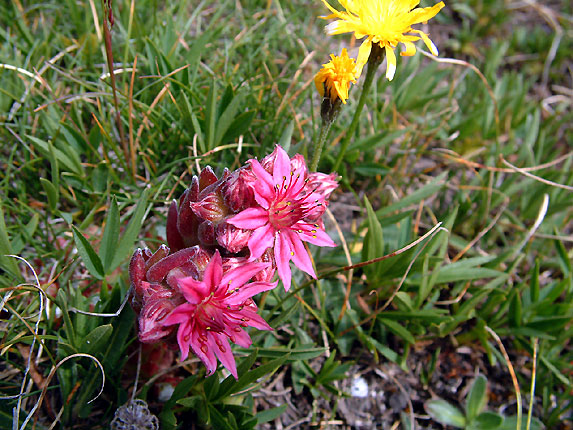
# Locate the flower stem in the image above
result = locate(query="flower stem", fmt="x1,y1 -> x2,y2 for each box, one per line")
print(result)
310,120 -> 332,172
333,45 -> 384,172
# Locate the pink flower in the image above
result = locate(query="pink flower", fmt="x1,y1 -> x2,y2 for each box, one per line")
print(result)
162,251 -> 276,379
228,146 -> 336,291
129,245 -> 213,344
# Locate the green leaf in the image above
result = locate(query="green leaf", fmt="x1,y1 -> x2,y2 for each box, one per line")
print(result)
278,121 -> 295,152
366,336 -> 400,365
0,205 -> 20,277
221,110 -> 256,144
508,290 -> 522,328
257,404 -> 287,424
539,354 -> 571,387
176,395 -> 201,408
82,324 -> 112,355
100,196 -> 119,273
39,178 -> 59,211
27,135 -> 83,175
553,235 -> 571,277
217,349 -> 259,399
101,302 -> 134,369
466,375 -> 488,421
524,109 -> 540,150
425,399 -> 466,428
245,346 -> 325,362
224,354 -> 290,398
363,195 -> 384,280
182,93 -> 205,153
72,225 -> 104,279
207,405 -> 235,430
160,375 -> 198,429
379,318 -> 415,344
349,129 -> 409,152
205,79 -> 217,150
469,411 -> 503,430
496,415 -> 544,430
529,259 -> 540,303
110,189 -> 150,272
376,172 -> 446,217
434,267 -> 505,284
11,213 -> 40,254
215,88 -> 245,146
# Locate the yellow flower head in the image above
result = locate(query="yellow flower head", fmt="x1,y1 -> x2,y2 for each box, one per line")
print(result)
321,0 -> 445,81
314,48 -> 359,104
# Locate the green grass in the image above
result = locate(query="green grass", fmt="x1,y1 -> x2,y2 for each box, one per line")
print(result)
1,0 -> 571,428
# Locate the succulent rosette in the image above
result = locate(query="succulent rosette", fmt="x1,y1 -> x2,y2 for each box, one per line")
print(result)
129,145 -> 338,376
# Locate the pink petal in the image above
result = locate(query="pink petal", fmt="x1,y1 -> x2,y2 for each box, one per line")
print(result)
221,262 -> 271,291
190,330 -> 217,376
289,170 -> 306,196
177,277 -> 209,303
228,327 -> 252,348
226,280 -> 278,305
203,251 -> 223,288
272,145 -> 292,185
162,303 -> 195,326
249,159 -> 274,202
176,322 -> 193,360
248,224 -> 275,260
253,187 -> 272,209
286,230 -> 316,278
227,207 -> 269,230
298,223 -> 336,247
210,333 -> 238,379
239,308 -> 273,331
275,233 -> 292,291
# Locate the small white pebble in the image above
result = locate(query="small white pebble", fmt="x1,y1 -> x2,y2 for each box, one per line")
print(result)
350,376 -> 369,398
157,384 -> 175,402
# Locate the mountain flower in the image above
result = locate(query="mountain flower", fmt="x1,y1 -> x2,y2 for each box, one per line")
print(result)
321,0 -> 445,80
315,48 -> 359,104
162,251 -> 276,379
228,146 -> 337,291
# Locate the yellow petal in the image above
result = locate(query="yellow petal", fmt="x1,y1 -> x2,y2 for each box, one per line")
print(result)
413,30 -> 439,56
384,45 -> 397,81
400,41 -> 417,57
314,74 -> 325,97
356,38 -> 372,76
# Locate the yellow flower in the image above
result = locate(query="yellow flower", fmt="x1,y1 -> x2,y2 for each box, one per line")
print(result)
321,0 -> 445,80
314,48 -> 359,104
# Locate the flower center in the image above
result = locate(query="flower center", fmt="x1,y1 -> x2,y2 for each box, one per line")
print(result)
268,174 -> 323,230
195,294 -> 226,334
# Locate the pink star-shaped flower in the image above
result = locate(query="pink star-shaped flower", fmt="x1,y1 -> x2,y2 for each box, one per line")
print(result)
162,251 -> 276,379
228,146 -> 336,291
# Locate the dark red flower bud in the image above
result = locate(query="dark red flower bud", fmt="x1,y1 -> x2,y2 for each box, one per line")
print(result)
144,244 -> 170,271
222,167 -> 256,212
166,200 -> 185,252
146,247 -> 200,283
138,294 -> 178,343
198,220 -> 216,247
216,222 -> 250,253
255,249 -> 276,283
176,189 -> 200,247
198,166 -> 218,190
129,249 -> 147,295
191,192 -> 227,222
